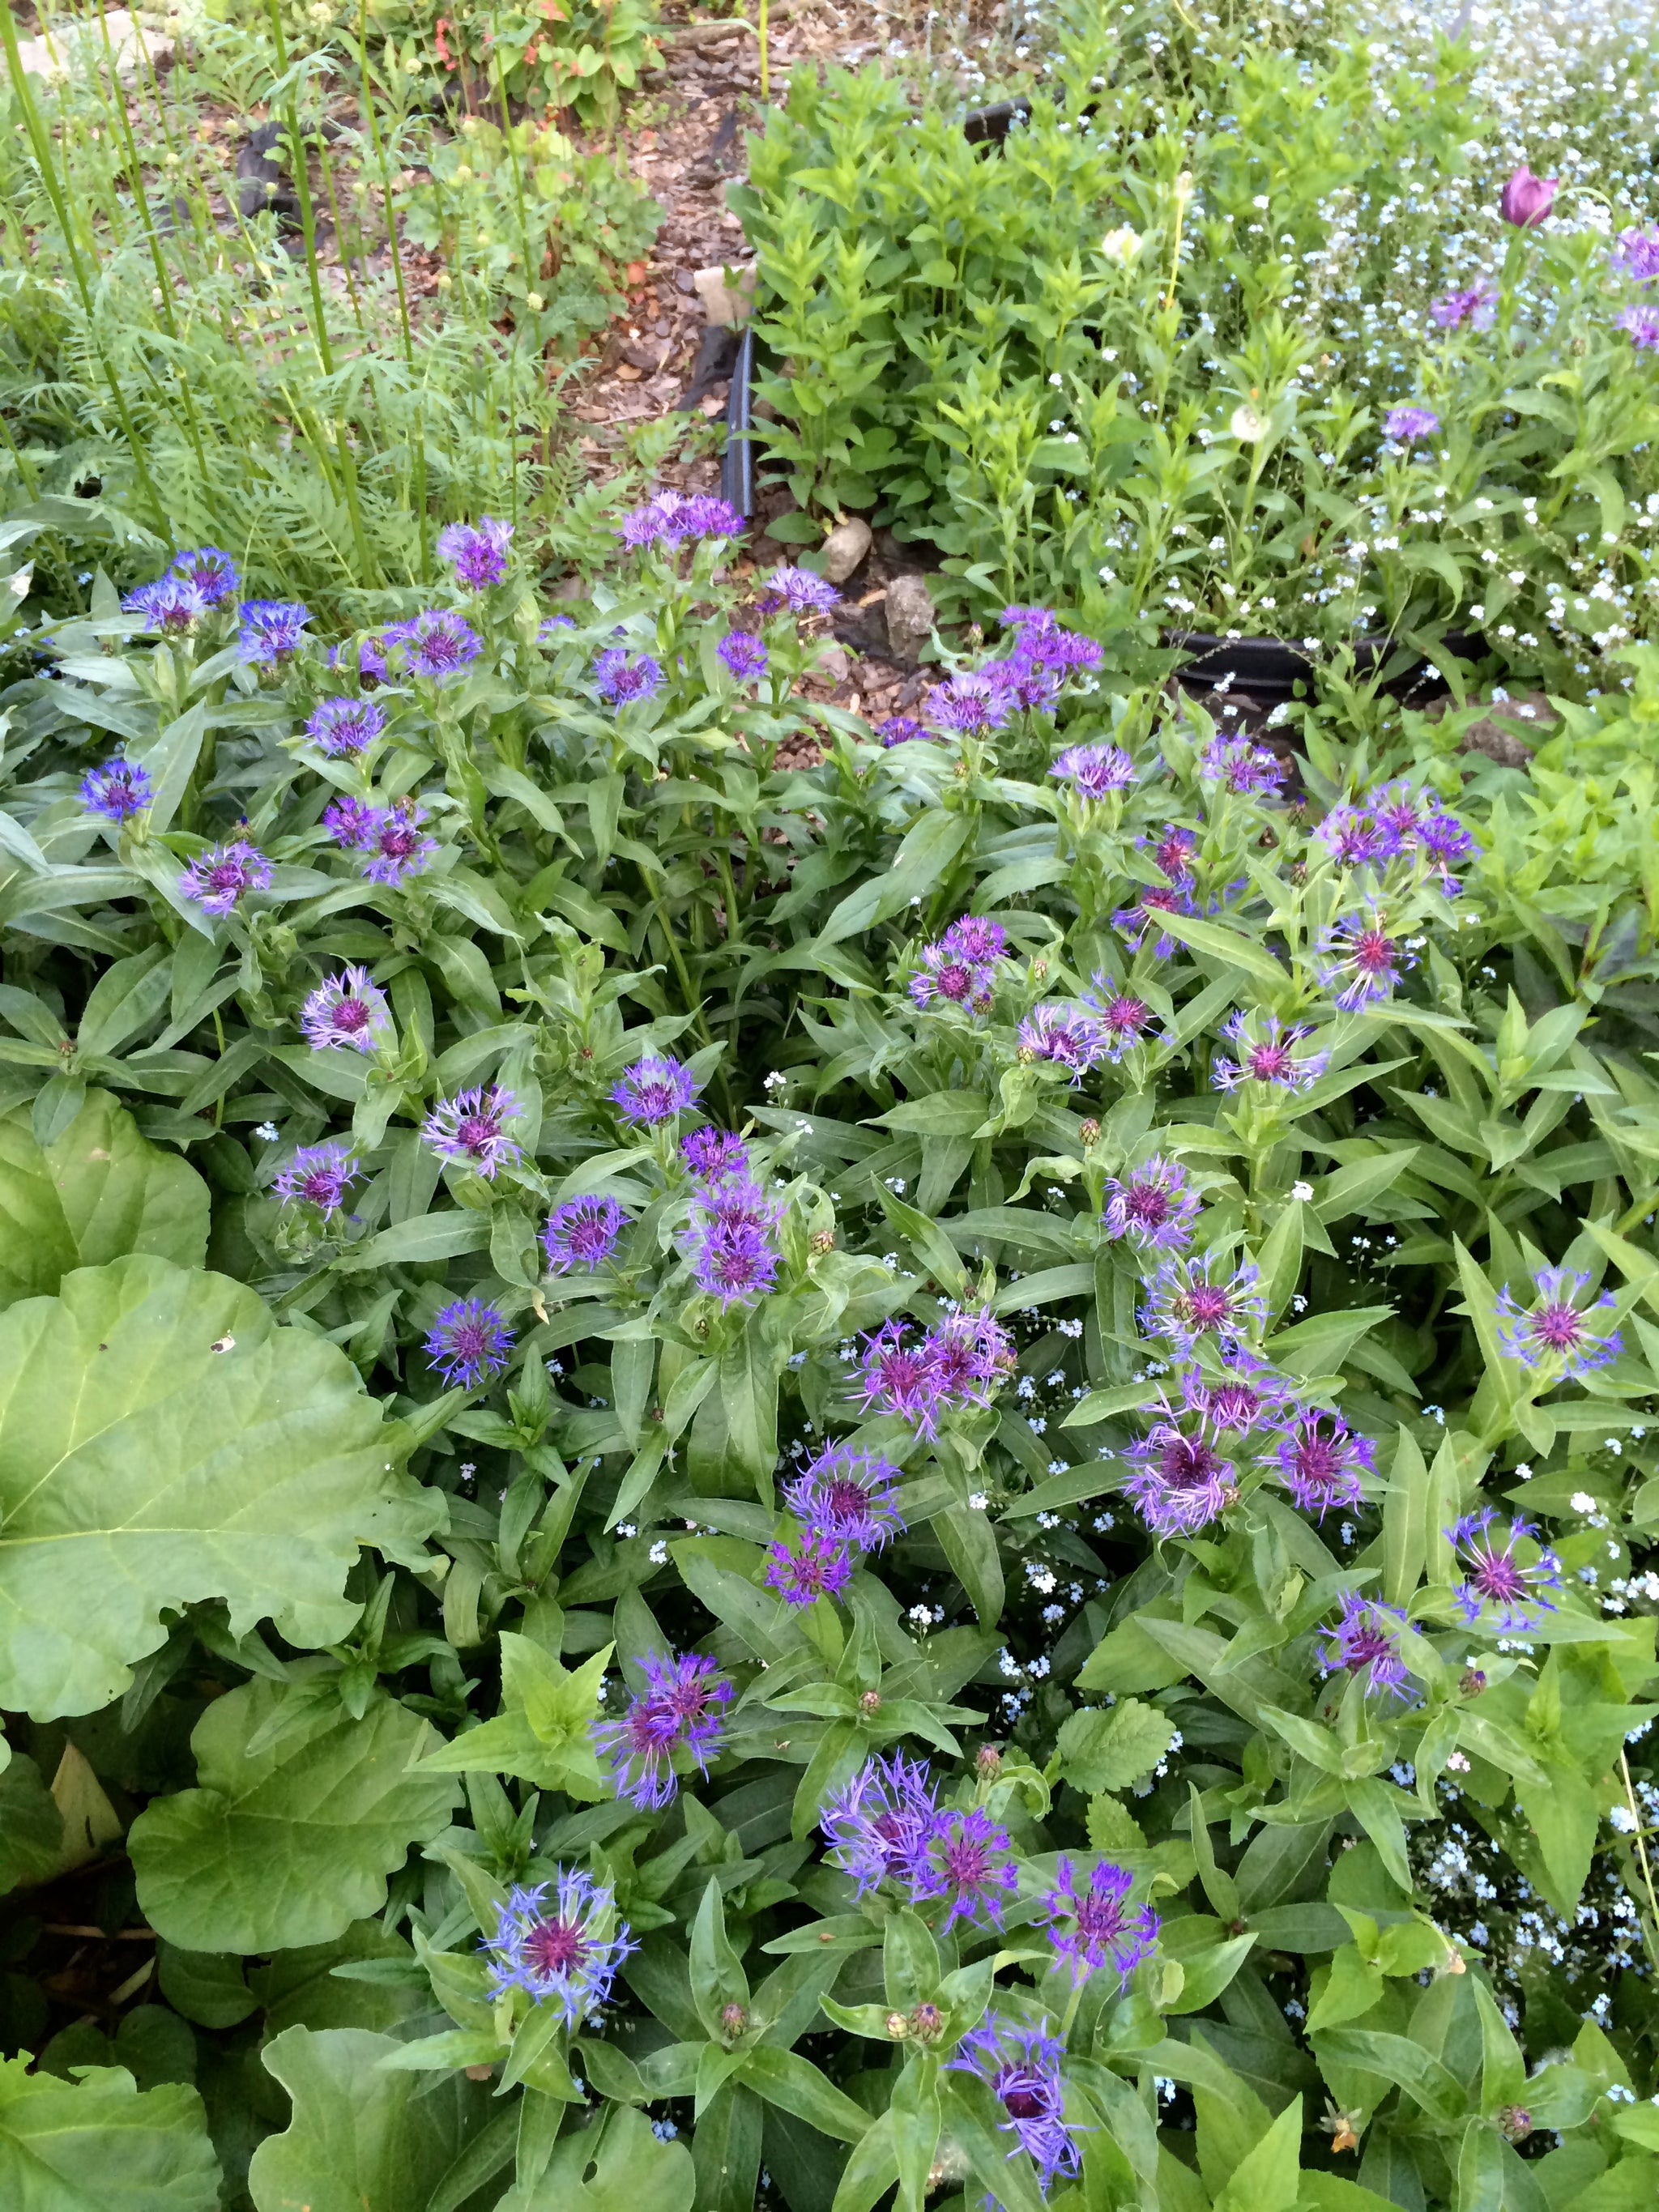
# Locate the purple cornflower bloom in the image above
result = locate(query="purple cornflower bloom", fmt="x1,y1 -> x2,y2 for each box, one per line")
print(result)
1429,279 -> 1497,331
765,1532 -> 855,1604
537,615 -> 576,642
1017,1001 -> 1107,1080
949,2018 -> 1081,2196
1051,742 -> 1135,799
1384,405 -> 1440,445
1449,1510 -> 1563,1633
1315,904 -> 1412,1010
483,1871 -> 634,2023
693,1218 -> 781,1304
879,714 -> 929,747
1179,1352 -> 1299,1435
421,1085 -> 522,1178
1082,977 -> 1160,1059
921,670 -> 1013,739
1140,1253 -> 1265,1354
592,646 -> 664,705
323,795 -> 377,850
271,1140 -> 359,1214
783,1442 -> 906,1553
1212,1010 -> 1328,1092
924,1307 -> 1016,1413
1123,1413 -> 1234,1535
1003,608 -> 1104,674
681,1127 -> 751,1183
424,1297 -> 516,1387
1102,1155 -> 1201,1251
1316,803 -> 1392,867
1418,807 -> 1475,880
1145,825 -> 1197,882
943,916 -> 1007,963
300,966 -> 390,1054
1042,1858 -> 1159,1985
436,516 -> 513,588
397,608 -> 482,681
1370,780 -> 1426,848
917,1807 -> 1018,1932
983,654 -> 1063,716
1198,737 -> 1287,795
617,488 -> 743,549
179,838 -> 272,918
357,802 -> 438,887
125,575 -> 208,634
1113,883 -> 1192,957
1495,1266 -> 1622,1379
1499,164 -> 1557,228
1612,228 -> 1659,284
1322,1592 -> 1412,1702
168,547 -> 240,604
754,565 -> 840,616
594,1651 -> 731,1810
1265,1413 -> 1376,1520
306,697 -> 386,757
543,1195 -> 631,1273
80,758 -> 154,822
236,599 -> 310,665
717,629 -> 769,682
858,1321 -> 948,1438
329,633 -> 391,686
910,933 -> 1000,1016
821,1751 -> 939,1894
612,1055 -> 701,1125
1618,305 -> 1659,352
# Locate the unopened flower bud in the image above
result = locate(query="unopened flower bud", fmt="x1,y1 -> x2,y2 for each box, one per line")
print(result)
1499,2106 -> 1533,2143
885,2010 -> 910,2039
1032,957 -> 1049,980
909,2001 -> 945,2041
975,1744 -> 1003,1781
1079,1118 -> 1101,1145
526,291 -> 544,312
720,2001 -> 748,2038
1460,1668 -> 1486,1697
858,1689 -> 881,1715
810,1228 -> 836,1254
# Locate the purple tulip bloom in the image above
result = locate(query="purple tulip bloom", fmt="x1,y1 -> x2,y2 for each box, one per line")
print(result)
1123,1413 -> 1234,1535
716,629 -> 768,682
1212,1010 -> 1328,1092
1322,1592 -> 1412,1702
921,670 -> 1013,739
179,838 -> 273,917
80,758 -> 155,822
1140,1253 -> 1265,1354
482,1870 -> 635,2023
1429,280 -> 1497,331
125,575 -> 209,634
754,565 -> 840,616
397,608 -> 482,681
357,802 -> 438,887
421,1084 -> 522,1178
1315,903 -> 1413,1010
424,1297 -> 516,1387
307,697 -> 386,757
236,599 -> 311,665
783,1442 -> 906,1554
271,1140 -> 360,1214
949,2018 -> 1081,2196
436,516 -> 513,589
612,1055 -> 702,1125
681,1127 -> 751,1183
594,1651 -> 731,1810
1017,1001 -> 1107,1080
1198,737 -> 1288,795
821,1751 -> 939,1894
916,1806 -> 1018,1932
592,646 -> 664,705
1042,1857 -> 1159,1985
765,1532 -> 855,1605
300,966 -> 391,1054
1102,1154 -> 1202,1252
1495,1265 -> 1622,1379
168,547 -> 240,604
1449,1509 -> 1563,1634
1612,228 -> 1659,284
1051,742 -> 1135,799
1499,165 -> 1557,228
1384,405 -> 1440,445
543,1195 -> 631,1273
1264,1413 -> 1376,1520
878,714 -> 930,747
1618,305 -> 1659,352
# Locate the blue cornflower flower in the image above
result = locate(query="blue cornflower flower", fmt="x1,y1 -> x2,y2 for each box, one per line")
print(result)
424,1297 -> 516,1387
237,599 -> 311,665
482,1871 -> 635,2023
80,758 -> 155,823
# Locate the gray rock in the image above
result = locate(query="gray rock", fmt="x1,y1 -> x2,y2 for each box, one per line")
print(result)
821,517 -> 872,584
884,573 -> 936,663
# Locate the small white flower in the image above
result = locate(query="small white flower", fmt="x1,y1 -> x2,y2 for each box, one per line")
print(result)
1291,1180 -> 1315,1202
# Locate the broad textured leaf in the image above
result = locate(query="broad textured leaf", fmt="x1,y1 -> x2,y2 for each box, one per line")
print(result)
1056,1698 -> 1174,1791
0,1090 -> 207,1311
0,1752 -> 63,1893
501,2104 -> 697,2211
129,1680 -> 459,1951
0,2056 -> 220,2210
0,1255 -> 436,1719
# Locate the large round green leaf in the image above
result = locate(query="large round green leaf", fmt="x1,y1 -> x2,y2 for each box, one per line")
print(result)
0,1255 -> 437,1720
0,1089 -> 208,1311
0,2055 -> 220,2210
248,2027 -> 493,2212
128,1680 -> 461,1953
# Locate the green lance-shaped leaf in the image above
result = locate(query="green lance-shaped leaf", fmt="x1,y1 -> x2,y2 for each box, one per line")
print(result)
0,2053 -> 220,2211
247,2026 -> 495,2212
416,1634 -> 612,1798
129,1679 -> 461,1953
0,1089 -> 208,1312
0,1255 -> 437,1720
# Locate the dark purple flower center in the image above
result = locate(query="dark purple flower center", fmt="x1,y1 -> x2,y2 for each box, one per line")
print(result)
1161,1436 -> 1222,1490
1249,1043 -> 1292,1078
935,961 -> 975,1000
1102,996 -> 1149,1034
522,1917 -> 589,1978
1207,1383 -> 1262,1427
331,999 -> 373,1036
1343,1623 -> 1395,1669
1473,1553 -> 1525,1601
378,823 -> 420,860
1124,1182 -> 1171,1227
1529,1302 -> 1585,1350
1291,1434 -> 1346,1490
1175,1286 -> 1231,1328
456,1112 -> 501,1155
1353,931 -> 1395,974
